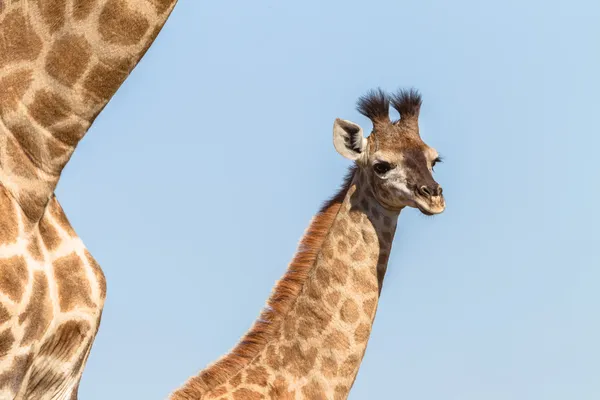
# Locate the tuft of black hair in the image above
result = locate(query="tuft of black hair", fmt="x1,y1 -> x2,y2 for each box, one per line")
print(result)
391,88 -> 422,118
356,88 -> 390,123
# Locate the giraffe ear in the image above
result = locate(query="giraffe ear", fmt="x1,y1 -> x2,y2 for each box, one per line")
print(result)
333,118 -> 367,161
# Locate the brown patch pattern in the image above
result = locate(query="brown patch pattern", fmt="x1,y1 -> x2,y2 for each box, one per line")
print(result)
0,256 -> 28,302
0,10 -> 43,66
0,70 -> 33,113
99,0 -> 149,45
0,329 -> 15,356
0,188 -> 19,244
19,271 -> 53,345
53,252 -> 95,311
45,34 -> 92,88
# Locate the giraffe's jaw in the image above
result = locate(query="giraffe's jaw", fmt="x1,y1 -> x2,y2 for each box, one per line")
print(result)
414,196 -> 445,216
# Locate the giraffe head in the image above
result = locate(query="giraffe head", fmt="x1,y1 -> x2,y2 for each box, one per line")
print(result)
333,88 -> 445,215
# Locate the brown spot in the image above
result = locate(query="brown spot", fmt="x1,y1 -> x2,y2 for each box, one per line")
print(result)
281,343 -> 318,377
282,315 -> 295,340
83,58 -> 130,101
0,10 -> 42,67
324,330 -> 350,351
340,299 -> 359,324
230,371 -> 242,388
351,247 -> 366,262
297,318 -> 316,340
0,352 -> 33,393
99,0 -> 150,45
39,320 -> 91,362
0,188 -> 19,245
246,366 -> 268,387
304,276 -> 322,300
73,0 -> 97,20
53,252 -> 95,311
338,218 -> 348,232
360,198 -> 369,210
325,291 -> 341,308
354,323 -> 371,344
371,207 -> 380,220
269,376 -> 296,400
381,231 -> 393,244
0,329 -> 15,356
349,210 -> 363,223
315,267 -> 330,287
336,239 -> 348,254
340,354 -> 360,377
150,0 -> 175,14
265,345 -> 280,369
0,69 -> 33,113
4,135 -> 36,180
27,234 -> 44,262
321,356 -> 338,378
352,269 -> 378,293
383,216 -> 392,227
233,389 -> 263,400
295,299 -> 331,334
362,298 -> 377,317
38,216 -> 62,252
301,379 -> 326,399
46,34 -> 92,88
35,0 -> 67,33
0,256 -> 28,302
331,259 -> 349,285
84,250 -> 106,301
334,385 -> 349,400
321,240 -> 335,259
19,272 -> 52,345
29,90 -> 70,133
346,229 -> 359,246
0,303 -> 10,324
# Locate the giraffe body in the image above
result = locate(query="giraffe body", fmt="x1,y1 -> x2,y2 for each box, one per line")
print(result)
171,89 -> 445,400
0,187 -> 105,399
0,0 -> 177,397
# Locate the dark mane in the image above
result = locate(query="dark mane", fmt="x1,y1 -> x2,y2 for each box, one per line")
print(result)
356,88 -> 390,124
170,167 -> 357,399
391,88 -> 422,119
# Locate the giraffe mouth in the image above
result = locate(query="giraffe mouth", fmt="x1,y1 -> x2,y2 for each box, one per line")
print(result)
414,196 -> 445,216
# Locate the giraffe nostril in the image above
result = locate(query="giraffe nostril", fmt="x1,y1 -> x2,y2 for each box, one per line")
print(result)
418,185 -> 442,198
418,185 -> 432,197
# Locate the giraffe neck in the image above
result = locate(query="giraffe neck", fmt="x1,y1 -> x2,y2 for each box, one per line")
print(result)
272,167 -> 400,396
172,168 -> 401,399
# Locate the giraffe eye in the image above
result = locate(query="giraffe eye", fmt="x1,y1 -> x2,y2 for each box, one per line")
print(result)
431,157 -> 443,170
373,162 -> 392,175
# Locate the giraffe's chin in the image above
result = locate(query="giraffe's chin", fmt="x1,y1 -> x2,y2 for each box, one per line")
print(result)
415,196 -> 445,216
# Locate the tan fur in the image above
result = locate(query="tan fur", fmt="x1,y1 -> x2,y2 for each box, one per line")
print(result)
172,170 -> 356,398
0,1 -> 178,398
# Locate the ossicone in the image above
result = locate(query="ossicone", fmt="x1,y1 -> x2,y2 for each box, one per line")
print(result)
391,88 -> 422,120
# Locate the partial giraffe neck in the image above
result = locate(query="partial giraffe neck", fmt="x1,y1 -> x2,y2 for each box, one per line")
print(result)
171,167 -> 401,399
0,0 -> 177,222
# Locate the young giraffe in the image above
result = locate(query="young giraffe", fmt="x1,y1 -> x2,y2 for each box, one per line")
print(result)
0,1 -> 177,399
170,89 -> 445,400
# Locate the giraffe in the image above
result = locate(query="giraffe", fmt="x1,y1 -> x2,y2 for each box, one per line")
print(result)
170,88 -> 446,400
0,1 -> 177,398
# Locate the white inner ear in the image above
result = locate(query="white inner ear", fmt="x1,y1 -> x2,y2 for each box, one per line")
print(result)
333,118 -> 367,161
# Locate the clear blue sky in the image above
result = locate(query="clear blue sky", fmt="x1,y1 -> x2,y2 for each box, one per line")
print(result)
58,1 -> 599,399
